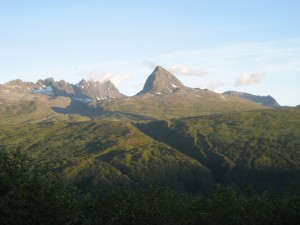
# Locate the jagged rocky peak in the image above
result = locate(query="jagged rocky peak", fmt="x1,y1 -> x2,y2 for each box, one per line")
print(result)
74,79 -> 124,100
0,79 -> 44,92
41,78 -> 75,97
0,77 -> 124,101
137,66 -> 186,95
223,91 -> 280,108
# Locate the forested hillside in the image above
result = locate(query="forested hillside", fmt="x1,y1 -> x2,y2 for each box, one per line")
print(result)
1,108 -> 299,193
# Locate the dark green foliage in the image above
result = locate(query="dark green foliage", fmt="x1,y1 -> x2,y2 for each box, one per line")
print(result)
1,150 -> 300,225
0,150 -> 82,225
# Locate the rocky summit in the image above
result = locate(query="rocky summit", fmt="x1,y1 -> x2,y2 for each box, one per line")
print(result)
137,66 -> 186,95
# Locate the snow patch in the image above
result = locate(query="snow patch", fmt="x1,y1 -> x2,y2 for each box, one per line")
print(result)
156,92 -> 162,95
73,98 -> 94,103
32,86 -> 54,96
171,83 -> 178,88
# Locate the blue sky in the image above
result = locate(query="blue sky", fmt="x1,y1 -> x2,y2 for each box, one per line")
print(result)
0,0 -> 299,106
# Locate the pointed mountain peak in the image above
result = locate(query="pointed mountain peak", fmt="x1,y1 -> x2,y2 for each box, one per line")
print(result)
154,65 -> 167,72
137,66 -> 186,95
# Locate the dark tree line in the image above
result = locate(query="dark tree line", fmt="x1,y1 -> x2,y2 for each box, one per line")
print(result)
1,150 -> 300,225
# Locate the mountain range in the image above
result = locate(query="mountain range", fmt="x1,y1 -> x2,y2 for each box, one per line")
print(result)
0,66 -> 299,194
0,77 -> 123,101
0,66 -> 279,108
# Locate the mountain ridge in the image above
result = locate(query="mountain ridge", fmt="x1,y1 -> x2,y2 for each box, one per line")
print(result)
223,91 -> 280,107
0,67 -> 280,109
0,78 -> 124,101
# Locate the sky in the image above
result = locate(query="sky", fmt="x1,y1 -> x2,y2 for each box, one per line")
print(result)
0,0 -> 299,106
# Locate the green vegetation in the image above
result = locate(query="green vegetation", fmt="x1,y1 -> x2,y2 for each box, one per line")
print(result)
0,120 -> 213,193
1,150 -> 300,225
137,108 -> 300,192
1,108 -> 300,194
0,150 -> 81,225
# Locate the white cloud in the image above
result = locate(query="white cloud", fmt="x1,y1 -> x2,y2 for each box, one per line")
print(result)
79,70 -> 130,88
235,72 -> 266,86
98,72 -> 130,87
169,66 -> 206,76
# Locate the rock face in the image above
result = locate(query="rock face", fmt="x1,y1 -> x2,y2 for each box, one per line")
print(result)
0,78 -> 124,101
137,66 -> 186,95
0,79 -> 44,92
223,91 -> 280,107
44,78 -> 75,97
73,79 -> 123,100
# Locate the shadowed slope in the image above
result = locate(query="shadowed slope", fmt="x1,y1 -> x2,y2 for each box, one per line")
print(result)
136,108 -> 300,192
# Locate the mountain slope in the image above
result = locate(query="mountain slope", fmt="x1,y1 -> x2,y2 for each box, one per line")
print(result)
0,120 -> 214,193
136,108 -> 300,192
223,91 -> 280,107
1,108 -> 299,193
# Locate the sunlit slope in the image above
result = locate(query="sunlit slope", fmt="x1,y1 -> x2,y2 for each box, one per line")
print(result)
94,88 -> 267,120
0,120 -> 214,193
137,108 -> 300,192
0,90 -> 90,124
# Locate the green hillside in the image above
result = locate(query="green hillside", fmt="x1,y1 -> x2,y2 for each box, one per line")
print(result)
137,108 -> 300,192
0,120 -> 213,193
2,150 -> 300,225
1,108 -> 300,193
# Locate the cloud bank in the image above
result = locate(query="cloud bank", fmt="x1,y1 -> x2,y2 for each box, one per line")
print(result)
169,66 -> 206,76
235,72 -> 266,86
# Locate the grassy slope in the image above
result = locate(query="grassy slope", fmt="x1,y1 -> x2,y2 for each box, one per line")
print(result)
137,108 -> 300,192
0,120 -> 214,193
0,91 -> 90,125
94,89 -> 267,120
